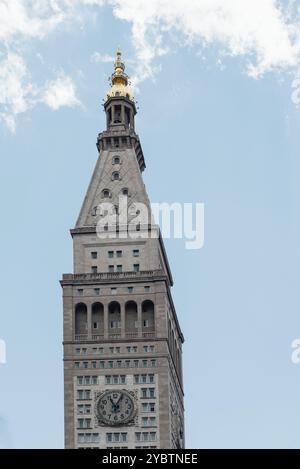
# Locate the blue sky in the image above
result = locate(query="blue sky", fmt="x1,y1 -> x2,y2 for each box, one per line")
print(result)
1,0 -> 300,448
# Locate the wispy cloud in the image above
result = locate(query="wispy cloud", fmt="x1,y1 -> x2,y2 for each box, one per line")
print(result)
42,73 -> 81,111
1,0 -> 300,132
91,52 -> 115,64
110,0 -> 300,83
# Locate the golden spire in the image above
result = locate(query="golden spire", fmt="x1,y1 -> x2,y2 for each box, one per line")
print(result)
106,49 -> 134,102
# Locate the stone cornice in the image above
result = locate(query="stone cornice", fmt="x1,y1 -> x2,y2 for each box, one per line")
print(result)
60,269 -> 169,286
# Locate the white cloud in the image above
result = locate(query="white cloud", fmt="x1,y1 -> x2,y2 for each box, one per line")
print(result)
110,0 -> 300,82
1,0 -> 300,132
91,52 -> 115,63
42,73 -> 81,110
0,52 -> 36,133
0,52 -> 80,133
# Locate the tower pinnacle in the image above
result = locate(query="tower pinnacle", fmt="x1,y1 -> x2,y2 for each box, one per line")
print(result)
106,49 -> 134,102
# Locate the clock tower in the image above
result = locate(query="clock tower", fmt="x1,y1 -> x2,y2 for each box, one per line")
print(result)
61,50 -> 184,449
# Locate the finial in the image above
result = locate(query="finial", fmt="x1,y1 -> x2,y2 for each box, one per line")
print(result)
114,47 -> 125,73
105,48 -> 134,102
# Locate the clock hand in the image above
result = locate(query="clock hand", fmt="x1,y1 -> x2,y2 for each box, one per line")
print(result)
115,393 -> 123,405
109,397 -> 117,412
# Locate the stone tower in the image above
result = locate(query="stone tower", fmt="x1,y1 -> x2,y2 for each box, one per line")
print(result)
61,50 -> 184,449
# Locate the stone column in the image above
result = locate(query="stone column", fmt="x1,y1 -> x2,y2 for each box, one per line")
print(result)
104,303 -> 109,339
130,110 -> 134,130
121,303 -> 126,338
111,105 -> 115,124
121,105 -> 125,125
137,301 -> 142,337
87,303 -> 92,340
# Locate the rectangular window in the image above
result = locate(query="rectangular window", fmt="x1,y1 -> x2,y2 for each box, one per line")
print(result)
109,265 -> 114,273
77,404 -> 91,414
142,403 -> 155,412
100,361 -> 105,369
144,286 -> 150,292
133,249 -> 140,257
133,264 -> 140,272
91,252 -> 98,259
92,376 -> 98,385
108,251 -> 114,258
117,265 -> 122,272
94,288 -> 100,295
110,320 -> 119,329
116,250 -> 122,258
77,289 -> 83,296
78,418 -> 91,429
143,320 -> 149,327
74,362 -> 80,369
91,266 -> 98,273
141,388 -> 155,398
93,322 -> 98,330
106,433 -> 127,443
128,287 -> 133,293
111,288 -> 117,295
77,390 -> 91,400
83,362 -> 88,369
92,434 -> 100,443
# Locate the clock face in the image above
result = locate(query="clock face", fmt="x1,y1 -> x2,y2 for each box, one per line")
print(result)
96,390 -> 136,426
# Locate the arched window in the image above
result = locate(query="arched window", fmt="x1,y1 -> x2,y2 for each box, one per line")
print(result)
142,300 -> 155,333
75,303 -> 87,335
122,188 -> 129,196
125,301 -> 138,337
102,189 -> 110,198
113,156 -> 121,165
112,172 -> 120,181
92,302 -> 104,335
